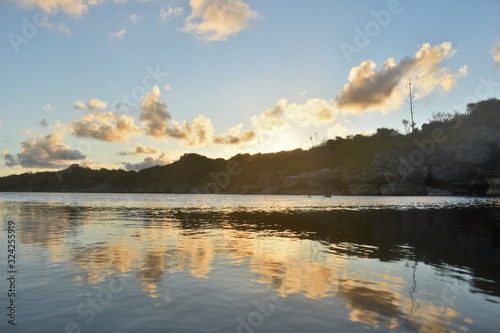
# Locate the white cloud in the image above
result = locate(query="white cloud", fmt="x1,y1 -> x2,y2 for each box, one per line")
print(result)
129,13 -> 145,24
123,152 -> 173,171
69,112 -> 141,142
73,98 -> 107,110
139,86 -> 215,146
327,118 -> 353,139
284,98 -> 338,127
327,123 -> 349,139
251,98 -> 287,131
43,103 -> 55,111
109,28 -> 126,41
74,100 -> 86,110
4,0 -> 102,18
78,158 -> 117,170
335,42 -> 467,114
3,132 -> 85,169
79,158 -> 95,169
411,43 -> 467,100
139,86 -> 172,139
251,97 -> 339,131
42,22 -> 71,35
213,123 -> 256,144
87,98 -> 107,110
183,0 -> 258,41
161,6 -> 183,22
168,115 -> 215,146
119,143 -> 160,156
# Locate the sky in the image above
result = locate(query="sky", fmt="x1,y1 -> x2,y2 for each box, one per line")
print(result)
0,0 -> 499,176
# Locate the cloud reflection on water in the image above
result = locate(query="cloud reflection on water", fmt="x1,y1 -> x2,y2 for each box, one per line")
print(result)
1,195 -> 499,332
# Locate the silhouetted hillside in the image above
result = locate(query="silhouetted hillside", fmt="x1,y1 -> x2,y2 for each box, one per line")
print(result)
1,98 -> 500,195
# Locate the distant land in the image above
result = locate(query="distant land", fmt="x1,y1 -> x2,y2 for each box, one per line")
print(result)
1,98 -> 500,196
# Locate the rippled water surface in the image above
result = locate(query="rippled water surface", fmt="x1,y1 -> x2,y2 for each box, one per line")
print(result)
1,193 -> 499,332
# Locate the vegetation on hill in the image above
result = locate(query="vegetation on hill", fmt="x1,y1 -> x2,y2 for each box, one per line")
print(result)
0,98 -> 499,193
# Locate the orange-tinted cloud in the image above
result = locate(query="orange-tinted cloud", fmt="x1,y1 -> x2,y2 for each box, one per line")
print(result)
213,124 -> 256,144
5,0 -> 99,17
74,98 -> 108,111
69,112 -> 141,142
335,42 -> 467,113
251,98 -> 287,131
183,0 -> 258,41
119,143 -> 160,156
168,115 -> 215,146
491,40 -> 500,66
285,98 -> 338,127
123,152 -> 173,171
139,87 -> 215,146
139,86 -> 172,139
251,97 -> 339,131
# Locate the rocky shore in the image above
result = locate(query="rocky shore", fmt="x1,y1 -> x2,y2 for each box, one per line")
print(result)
230,127 -> 500,196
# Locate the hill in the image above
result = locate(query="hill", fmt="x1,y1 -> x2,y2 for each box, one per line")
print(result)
1,98 -> 500,196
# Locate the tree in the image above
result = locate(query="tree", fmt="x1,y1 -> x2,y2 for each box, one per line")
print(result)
429,111 -> 453,123
375,127 -> 400,137
408,79 -> 416,132
402,119 -> 411,134
309,132 -> 327,148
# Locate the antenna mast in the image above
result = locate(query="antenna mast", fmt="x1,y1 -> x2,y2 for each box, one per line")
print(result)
408,79 -> 415,132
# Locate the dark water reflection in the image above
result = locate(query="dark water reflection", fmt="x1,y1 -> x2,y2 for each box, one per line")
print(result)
0,193 -> 499,332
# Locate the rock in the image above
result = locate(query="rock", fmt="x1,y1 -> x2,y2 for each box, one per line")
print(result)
269,168 -> 347,195
285,168 -> 343,185
307,188 -> 335,195
482,127 -> 500,144
317,169 -> 344,183
240,185 -> 268,194
258,186 -> 282,195
380,184 -> 428,196
445,186 -> 470,196
236,125 -> 500,196
486,177 -> 500,196
257,172 -> 285,185
371,150 -> 403,169
468,137 -> 496,165
429,145 -> 464,183
401,166 -> 429,185
342,174 -> 361,184
426,188 -> 453,196
379,184 -> 395,195
364,167 -> 394,184
347,183 -> 380,195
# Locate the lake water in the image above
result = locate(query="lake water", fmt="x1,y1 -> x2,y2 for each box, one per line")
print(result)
1,193 -> 500,332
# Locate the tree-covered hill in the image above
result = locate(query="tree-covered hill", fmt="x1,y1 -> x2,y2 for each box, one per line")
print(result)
1,98 -> 499,195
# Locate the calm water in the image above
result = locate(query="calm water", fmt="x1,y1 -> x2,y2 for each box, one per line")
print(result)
1,193 -> 500,332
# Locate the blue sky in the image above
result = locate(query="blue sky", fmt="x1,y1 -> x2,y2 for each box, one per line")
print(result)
0,0 -> 499,176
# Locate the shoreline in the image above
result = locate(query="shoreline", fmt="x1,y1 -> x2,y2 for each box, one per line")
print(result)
1,190 -> 499,197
